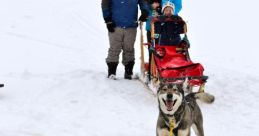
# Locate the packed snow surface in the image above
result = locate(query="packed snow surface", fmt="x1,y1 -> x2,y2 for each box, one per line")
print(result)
0,0 -> 259,135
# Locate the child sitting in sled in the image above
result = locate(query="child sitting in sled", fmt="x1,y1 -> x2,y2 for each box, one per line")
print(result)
154,1 -> 185,46
145,1 -> 187,82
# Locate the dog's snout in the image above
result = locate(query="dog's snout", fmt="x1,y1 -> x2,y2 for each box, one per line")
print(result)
167,93 -> 173,99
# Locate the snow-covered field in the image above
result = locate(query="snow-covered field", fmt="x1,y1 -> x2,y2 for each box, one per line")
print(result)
0,0 -> 259,136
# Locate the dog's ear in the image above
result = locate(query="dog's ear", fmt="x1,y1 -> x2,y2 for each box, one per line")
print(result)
177,84 -> 185,95
158,82 -> 163,93
182,78 -> 190,92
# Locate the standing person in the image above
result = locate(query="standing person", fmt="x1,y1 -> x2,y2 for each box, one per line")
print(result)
101,0 -> 149,80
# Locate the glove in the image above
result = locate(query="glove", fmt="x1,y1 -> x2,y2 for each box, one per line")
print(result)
104,17 -> 116,33
106,22 -> 116,32
139,10 -> 149,22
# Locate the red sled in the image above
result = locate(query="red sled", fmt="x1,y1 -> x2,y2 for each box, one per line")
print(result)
140,15 -> 208,93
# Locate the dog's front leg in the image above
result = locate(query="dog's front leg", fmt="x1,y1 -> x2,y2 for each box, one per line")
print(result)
157,128 -> 170,136
177,128 -> 191,136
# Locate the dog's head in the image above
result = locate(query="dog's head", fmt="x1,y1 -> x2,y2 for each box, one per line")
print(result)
157,83 -> 184,115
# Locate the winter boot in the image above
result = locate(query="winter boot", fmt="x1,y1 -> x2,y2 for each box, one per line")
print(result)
124,61 -> 135,80
107,62 -> 118,79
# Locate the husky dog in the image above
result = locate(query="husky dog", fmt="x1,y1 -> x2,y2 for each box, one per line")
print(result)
156,83 -> 214,136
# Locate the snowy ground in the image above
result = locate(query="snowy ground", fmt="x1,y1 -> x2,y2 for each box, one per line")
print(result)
0,0 -> 259,136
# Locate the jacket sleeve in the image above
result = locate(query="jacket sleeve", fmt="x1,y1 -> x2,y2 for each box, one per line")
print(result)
138,0 -> 150,12
101,0 -> 112,23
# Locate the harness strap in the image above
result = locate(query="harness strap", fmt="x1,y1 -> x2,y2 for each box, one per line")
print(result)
169,120 -> 175,136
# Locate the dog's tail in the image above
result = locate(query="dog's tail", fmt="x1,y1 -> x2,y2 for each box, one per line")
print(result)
194,92 -> 215,104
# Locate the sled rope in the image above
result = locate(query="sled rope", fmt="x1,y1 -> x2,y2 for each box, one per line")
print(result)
169,120 -> 175,136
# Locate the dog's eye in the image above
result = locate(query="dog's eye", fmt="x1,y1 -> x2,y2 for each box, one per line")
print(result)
162,86 -> 168,91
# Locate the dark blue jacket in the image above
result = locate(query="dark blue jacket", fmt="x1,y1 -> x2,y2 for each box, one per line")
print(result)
154,16 -> 185,45
102,0 -> 149,28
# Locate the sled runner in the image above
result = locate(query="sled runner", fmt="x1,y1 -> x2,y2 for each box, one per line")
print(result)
140,15 -> 208,93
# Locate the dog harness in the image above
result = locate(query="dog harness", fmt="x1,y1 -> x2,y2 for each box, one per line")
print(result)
161,98 -> 186,136
169,119 -> 175,136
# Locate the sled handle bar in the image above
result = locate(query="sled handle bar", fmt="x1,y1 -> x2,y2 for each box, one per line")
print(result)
160,76 -> 209,82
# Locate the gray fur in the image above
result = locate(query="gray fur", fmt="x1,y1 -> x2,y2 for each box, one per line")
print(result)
156,83 -> 214,136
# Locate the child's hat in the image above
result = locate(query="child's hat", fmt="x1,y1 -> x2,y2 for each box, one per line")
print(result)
162,1 -> 175,14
